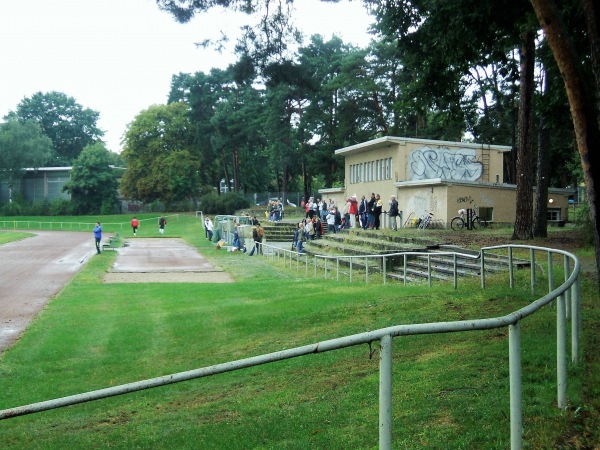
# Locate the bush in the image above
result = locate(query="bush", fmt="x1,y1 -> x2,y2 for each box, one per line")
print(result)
28,200 -> 51,216
199,192 -> 251,215
0,201 -> 23,216
49,198 -> 74,216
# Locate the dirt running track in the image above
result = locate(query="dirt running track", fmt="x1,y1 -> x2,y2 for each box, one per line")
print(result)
0,232 -> 232,354
0,231 -> 93,353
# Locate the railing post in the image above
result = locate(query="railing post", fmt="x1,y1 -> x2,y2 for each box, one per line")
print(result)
508,247 -> 514,289
379,334 -> 393,450
403,254 -> 407,286
548,251 -> 554,292
480,250 -> 486,289
453,253 -> 457,290
572,277 -> 580,364
350,258 -> 353,283
509,322 -> 523,450
557,294 -> 567,409
427,254 -> 432,287
564,256 -> 571,319
365,257 -> 369,284
383,256 -> 387,284
530,248 -> 536,294
336,257 -> 340,282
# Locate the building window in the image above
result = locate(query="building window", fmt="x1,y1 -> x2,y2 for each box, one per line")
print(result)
478,207 -> 493,221
547,208 -> 561,221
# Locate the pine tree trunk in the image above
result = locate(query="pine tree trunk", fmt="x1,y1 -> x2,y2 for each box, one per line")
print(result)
512,31 -> 536,240
534,87 -> 550,238
531,0 -> 600,286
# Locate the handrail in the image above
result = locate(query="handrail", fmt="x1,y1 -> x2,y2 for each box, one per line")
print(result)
0,244 -> 581,450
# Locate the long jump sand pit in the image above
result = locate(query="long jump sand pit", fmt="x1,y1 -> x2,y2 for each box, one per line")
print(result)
104,238 -> 233,284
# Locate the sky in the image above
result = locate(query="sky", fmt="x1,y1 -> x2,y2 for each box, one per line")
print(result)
0,0 -> 374,154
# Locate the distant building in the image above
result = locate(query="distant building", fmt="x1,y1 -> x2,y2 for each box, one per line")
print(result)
319,136 -> 575,227
0,167 -> 71,203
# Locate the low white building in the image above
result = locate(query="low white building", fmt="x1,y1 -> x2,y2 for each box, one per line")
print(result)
319,136 -> 575,227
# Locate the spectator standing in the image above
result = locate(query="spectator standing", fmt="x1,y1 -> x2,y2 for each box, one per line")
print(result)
159,216 -> 167,235
349,195 -> 358,228
367,193 -> 376,229
204,217 -> 214,240
342,198 -> 351,229
326,208 -> 337,233
93,222 -> 102,255
388,195 -> 399,231
373,194 -> 383,230
358,195 -> 368,229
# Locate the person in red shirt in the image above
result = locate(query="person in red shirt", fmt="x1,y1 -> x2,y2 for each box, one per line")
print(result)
131,217 -> 140,236
348,195 -> 358,228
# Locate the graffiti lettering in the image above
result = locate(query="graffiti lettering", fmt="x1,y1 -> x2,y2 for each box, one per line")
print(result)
457,196 -> 473,204
409,147 -> 483,181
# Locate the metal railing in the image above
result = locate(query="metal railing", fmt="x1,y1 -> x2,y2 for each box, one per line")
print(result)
0,244 -> 581,450
0,215 -> 181,233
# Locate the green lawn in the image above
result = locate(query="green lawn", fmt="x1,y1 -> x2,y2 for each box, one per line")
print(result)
0,214 -> 598,449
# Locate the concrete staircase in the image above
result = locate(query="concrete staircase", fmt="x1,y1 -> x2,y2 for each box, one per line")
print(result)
301,230 -> 530,283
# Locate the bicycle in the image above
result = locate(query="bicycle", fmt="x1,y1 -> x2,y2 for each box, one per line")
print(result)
417,211 -> 434,229
450,206 -> 488,231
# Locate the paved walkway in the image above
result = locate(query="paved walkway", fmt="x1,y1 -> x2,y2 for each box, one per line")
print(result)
0,231 -> 93,352
0,233 -> 231,353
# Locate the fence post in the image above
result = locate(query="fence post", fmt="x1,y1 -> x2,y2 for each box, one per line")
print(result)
509,322 -> 523,450
379,334 -> 393,450
557,294 -> 567,409
548,251 -> 554,292
383,256 -> 387,284
564,256 -> 571,319
453,254 -> 457,290
480,250 -> 486,289
508,247 -> 514,289
530,248 -> 536,294
572,277 -> 580,364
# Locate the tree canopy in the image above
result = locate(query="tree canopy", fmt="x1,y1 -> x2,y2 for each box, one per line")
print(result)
5,91 -> 104,166
62,142 -> 121,214
120,102 -> 200,208
0,119 -> 53,202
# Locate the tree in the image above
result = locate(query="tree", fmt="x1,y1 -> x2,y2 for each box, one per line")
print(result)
62,142 -> 120,214
530,0 -> 600,281
0,119 -> 53,202
120,102 -> 199,207
6,91 -> 104,165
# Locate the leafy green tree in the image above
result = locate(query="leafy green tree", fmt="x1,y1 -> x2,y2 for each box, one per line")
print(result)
62,142 -> 120,214
5,91 -> 104,165
0,119 -> 53,202
120,102 -> 199,207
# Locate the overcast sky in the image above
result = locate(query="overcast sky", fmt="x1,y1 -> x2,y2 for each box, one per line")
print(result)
0,0 -> 374,154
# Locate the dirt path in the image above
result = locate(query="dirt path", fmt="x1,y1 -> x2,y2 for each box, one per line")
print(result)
0,231 -> 93,352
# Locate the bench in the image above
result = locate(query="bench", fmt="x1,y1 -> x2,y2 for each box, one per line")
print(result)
102,233 -> 119,250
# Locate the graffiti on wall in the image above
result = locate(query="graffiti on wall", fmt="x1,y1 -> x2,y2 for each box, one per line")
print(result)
409,146 -> 483,181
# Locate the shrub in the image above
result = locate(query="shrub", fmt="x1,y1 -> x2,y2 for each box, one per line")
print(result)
199,192 -> 250,215
49,198 -> 74,216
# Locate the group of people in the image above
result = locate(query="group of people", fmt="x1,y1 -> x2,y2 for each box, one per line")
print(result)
303,193 -> 401,232
292,216 -> 324,252
267,199 -> 284,222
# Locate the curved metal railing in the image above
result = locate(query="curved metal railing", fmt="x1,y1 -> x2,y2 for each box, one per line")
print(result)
0,244 -> 581,450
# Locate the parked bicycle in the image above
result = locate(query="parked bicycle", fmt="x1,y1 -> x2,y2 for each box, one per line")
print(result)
450,206 -> 488,231
417,211 -> 434,229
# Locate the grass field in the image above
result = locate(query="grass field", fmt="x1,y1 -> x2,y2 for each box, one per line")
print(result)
0,213 -> 598,448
